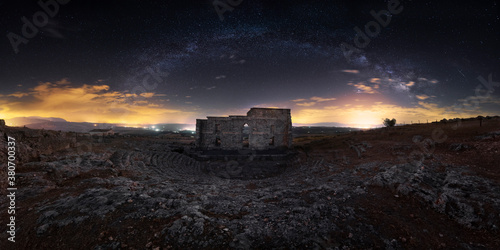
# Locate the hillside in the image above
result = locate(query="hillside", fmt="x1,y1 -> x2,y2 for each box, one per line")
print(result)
0,117 -> 499,248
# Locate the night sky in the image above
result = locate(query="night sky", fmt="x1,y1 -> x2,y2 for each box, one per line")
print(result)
1,0 -> 499,128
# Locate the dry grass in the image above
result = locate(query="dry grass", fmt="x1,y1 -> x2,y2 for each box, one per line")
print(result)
295,118 -> 500,180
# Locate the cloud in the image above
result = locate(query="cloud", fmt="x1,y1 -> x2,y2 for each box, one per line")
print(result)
0,80 -> 193,124
8,92 -> 30,98
417,77 -> 439,84
55,78 -> 71,85
140,92 -> 156,98
310,96 -> 337,102
406,81 -> 415,87
292,96 -> 337,107
348,82 -> 379,94
215,75 -> 226,80
363,75 -> 439,96
453,90 -> 500,114
458,94 -> 500,105
416,94 -> 431,100
341,69 -> 360,74
296,102 -> 316,107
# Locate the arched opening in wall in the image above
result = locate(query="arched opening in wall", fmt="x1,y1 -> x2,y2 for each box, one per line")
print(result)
269,136 -> 275,146
215,136 -> 221,147
242,123 -> 250,148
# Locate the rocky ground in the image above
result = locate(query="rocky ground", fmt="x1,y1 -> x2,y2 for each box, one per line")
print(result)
1,118 -> 500,249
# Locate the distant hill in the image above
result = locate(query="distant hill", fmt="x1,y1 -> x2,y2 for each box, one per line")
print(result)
4,116 -> 194,133
294,122 -> 347,127
6,118 -> 111,133
22,121 -> 102,132
7,116 -> 67,126
293,126 -> 364,136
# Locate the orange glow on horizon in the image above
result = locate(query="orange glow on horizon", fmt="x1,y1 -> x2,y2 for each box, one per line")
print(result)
0,80 -> 197,125
288,93 -> 494,128
1,80 -> 496,129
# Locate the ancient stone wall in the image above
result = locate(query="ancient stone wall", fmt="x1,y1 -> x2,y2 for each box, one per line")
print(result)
195,108 -> 292,150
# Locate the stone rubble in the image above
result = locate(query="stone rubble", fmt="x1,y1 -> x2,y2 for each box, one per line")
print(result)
0,126 -> 499,248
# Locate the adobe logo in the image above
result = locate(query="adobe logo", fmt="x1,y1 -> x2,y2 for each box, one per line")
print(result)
7,0 -> 70,54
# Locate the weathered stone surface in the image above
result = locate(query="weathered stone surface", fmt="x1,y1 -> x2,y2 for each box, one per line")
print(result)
449,143 -> 471,151
369,163 -> 500,230
196,108 -> 292,150
2,121 -> 500,249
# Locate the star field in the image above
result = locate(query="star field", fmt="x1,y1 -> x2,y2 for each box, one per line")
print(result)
0,0 -> 499,127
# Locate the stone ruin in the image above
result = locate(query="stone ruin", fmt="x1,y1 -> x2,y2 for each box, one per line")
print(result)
195,108 -> 292,151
